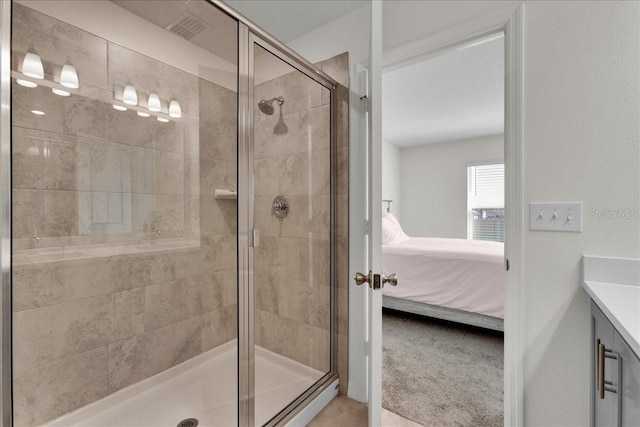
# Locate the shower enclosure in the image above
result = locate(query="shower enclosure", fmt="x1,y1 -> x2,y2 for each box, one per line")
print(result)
1,0 -> 346,425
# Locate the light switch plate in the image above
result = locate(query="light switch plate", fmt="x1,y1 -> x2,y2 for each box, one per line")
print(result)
529,202 -> 583,232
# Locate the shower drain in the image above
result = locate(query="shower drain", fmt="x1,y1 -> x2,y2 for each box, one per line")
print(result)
177,418 -> 199,427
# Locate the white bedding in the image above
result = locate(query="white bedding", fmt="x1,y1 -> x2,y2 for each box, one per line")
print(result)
382,237 -> 505,319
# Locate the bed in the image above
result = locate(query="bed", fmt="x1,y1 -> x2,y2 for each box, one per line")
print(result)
381,211 -> 505,331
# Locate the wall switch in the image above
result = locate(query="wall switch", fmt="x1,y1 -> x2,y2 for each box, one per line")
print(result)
529,202 -> 583,232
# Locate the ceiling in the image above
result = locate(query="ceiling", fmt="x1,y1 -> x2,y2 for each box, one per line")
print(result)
226,0 -> 369,42
383,36 -> 505,148
112,0 -> 238,64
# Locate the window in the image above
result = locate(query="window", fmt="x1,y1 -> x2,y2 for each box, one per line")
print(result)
467,163 -> 504,242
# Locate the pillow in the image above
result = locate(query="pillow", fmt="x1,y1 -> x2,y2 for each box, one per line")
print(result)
381,212 -> 410,245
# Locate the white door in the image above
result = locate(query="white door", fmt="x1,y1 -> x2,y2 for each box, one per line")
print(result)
361,2 -> 384,426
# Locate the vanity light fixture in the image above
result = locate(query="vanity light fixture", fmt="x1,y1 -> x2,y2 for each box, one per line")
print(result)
16,79 -> 37,88
169,99 -> 181,118
137,111 -> 150,118
157,116 -> 169,123
122,84 -> 138,106
59,64 -> 79,89
113,104 -> 127,111
148,93 -> 161,112
22,52 -> 45,79
52,88 -> 70,97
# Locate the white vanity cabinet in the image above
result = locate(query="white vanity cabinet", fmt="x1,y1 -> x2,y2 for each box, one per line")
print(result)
591,302 -> 640,427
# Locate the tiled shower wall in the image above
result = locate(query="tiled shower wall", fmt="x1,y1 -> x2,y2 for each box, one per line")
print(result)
11,4 -> 237,426
253,53 -> 350,389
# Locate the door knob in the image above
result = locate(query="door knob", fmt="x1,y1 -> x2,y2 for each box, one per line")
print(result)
382,273 -> 398,287
354,271 -> 371,286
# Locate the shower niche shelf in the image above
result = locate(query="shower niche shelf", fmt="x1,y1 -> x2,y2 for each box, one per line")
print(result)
214,189 -> 237,200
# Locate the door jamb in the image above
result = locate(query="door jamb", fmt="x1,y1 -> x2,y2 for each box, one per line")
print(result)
349,4 -> 524,425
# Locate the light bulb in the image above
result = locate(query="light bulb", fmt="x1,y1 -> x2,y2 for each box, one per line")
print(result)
60,64 -> 79,89
137,111 -> 150,118
148,93 -> 161,112
17,79 -> 37,88
52,88 -> 70,96
122,85 -> 138,106
169,100 -> 181,118
157,116 -> 169,123
113,104 -> 127,111
22,52 -> 44,79
31,110 -> 45,116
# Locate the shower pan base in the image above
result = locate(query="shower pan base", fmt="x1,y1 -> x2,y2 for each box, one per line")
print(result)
43,340 -> 328,427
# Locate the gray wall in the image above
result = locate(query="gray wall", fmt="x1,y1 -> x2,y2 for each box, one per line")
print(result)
398,135 -> 503,238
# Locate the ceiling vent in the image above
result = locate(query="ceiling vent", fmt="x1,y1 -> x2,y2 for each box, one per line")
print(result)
165,15 -> 206,41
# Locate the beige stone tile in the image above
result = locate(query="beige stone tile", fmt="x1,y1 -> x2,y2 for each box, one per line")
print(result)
113,254 -> 153,291
12,133 -> 45,189
174,249 -> 203,280
63,256 -> 116,302
320,52 -> 350,89
337,333 -> 349,395
336,236 -> 349,289
149,252 -> 177,284
12,261 -> 64,312
254,196 -> 281,238
12,3 -> 108,91
302,104 -> 331,152
50,294 -> 112,360
254,157 -> 281,196
153,150 -> 185,195
279,152 -> 308,196
200,196 -> 237,237
184,196 -> 201,234
12,83 -> 65,134
112,288 -> 145,341
309,396 -> 366,427
45,190 -> 79,237
312,149 -> 331,196
132,193 -> 155,233
201,234 -> 237,273
276,277 -> 330,330
184,155 -> 200,197
200,158 -> 236,198
75,137 -> 132,193
255,67 -> 323,116
13,346 -> 109,427
201,305 -> 237,351
201,269 -> 237,312
199,79 -> 237,162
254,266 -> 278,313
254,111 -> 302,160
13,306 -> 53,374
145,281 -> 179,330
280,195 -> 330,240
278,237 -> 310,282
130,146 -> 154,194
337,147 -> 349,196
12,189 -> 45,240
108,335 -> 145,393
141,316 -> 201,378
312,238 -> 331,287
154,194 -> 185,233
44,137 -> 78,191
335,84 -> 350,148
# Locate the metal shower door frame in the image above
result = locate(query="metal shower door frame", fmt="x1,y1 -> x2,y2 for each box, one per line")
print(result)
237,26 -> 339,426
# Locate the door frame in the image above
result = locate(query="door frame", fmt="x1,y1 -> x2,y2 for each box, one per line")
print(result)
348,4 -> 524,425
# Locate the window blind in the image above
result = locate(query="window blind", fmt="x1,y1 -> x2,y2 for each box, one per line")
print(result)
467,163 -> 504,242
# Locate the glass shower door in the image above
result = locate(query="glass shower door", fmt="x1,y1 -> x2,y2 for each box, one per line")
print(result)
251,42 -> 333,425
10,2 -> 239,426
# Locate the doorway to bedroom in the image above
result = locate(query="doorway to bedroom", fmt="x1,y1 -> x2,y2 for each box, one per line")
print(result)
380,33 -> 506,426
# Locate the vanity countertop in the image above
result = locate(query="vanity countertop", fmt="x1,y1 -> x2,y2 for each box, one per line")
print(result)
583,256 -> 640,357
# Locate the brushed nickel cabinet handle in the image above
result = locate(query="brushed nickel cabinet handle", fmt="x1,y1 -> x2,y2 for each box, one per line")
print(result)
598,341 -> 618,399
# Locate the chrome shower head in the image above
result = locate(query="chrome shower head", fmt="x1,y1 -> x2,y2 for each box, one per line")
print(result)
258,96 -> 284,115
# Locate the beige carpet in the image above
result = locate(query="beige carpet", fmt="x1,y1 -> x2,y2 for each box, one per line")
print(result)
382,309 -> 503,427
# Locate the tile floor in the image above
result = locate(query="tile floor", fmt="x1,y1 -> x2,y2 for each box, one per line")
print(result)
308,396 -> 422,427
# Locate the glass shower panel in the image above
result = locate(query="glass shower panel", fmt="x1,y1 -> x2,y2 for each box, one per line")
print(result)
10,2 -> 238,426
253,44 -> 332,426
